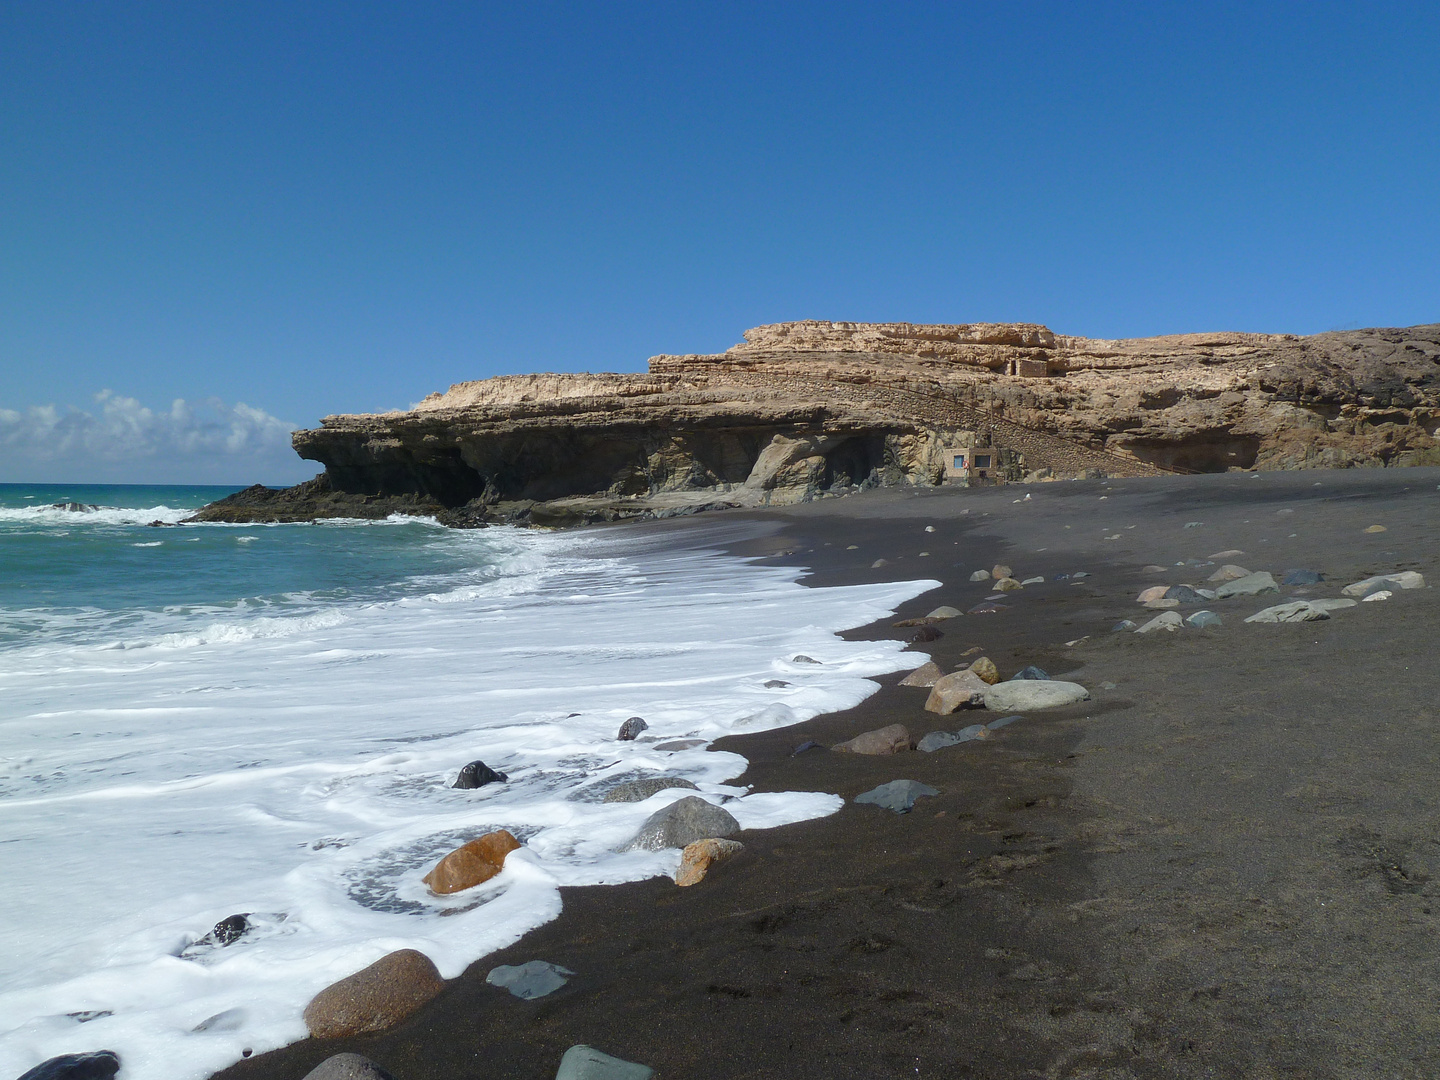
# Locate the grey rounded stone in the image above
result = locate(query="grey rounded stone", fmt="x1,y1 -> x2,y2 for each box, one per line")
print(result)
301,1054 -> 399,1080
17,1052 -> 120,1080
926,605 -> 963,619
619,795 -> 740,852
602,776 -> 699,803
982,680 -> 1090,711
1163,584 -> 1204,603
486,960 -> 574,1000
555,1045 -> 655,1080
616,717 -> 648,741
1215,571 -> 1279,599
1010,665 -> 1049,681
854,779 -> 940,813
453,760 -> 507,789
1184,610 -> 1223,628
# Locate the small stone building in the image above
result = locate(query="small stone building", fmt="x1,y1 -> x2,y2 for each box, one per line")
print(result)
943,433 -> 999,483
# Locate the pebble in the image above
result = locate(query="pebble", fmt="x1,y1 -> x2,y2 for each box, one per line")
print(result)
924,525 -> 936,532
1111,619 -> 1137,632
1011,665 -> 1049,681
675,837 -> 745,886
1206,564 -> 1251,583
969,569 -> 991,582
1281,569 -> 1324,585
1215,571 -> 1280,598
763,679 -> 790,688
926,605 -> 963,619
304,949 -> 445,1038
1307,598 -> 1358,613
791,740 -> 821,756
909,624 -> 944,643
1244,601 -> 1331,624
917,730 -> 962,752
1209,549 -> 1245,559
1362,590 -> 1393,602
555,1045 -> 655,1080
1136,586 -> 1170,603
423,830 -> 522,894
1072,571 -> 1089,579
994,577 -> 1024,592
1020,576 -> 1045,585
1364,524 -> 1387,533
1184,610 -> 1223,628
846,545 -> 858,550
992,564 -> 1013,579
967,656 -> 1000,684
982,681 -> 1090,711
1184,521 -> 1203,529
453,760 -> 508,789
832,723 -> 913,754
968,602 -> 1008,614
205,913 -> 250,946
620,796 -> 740,852
925,671 -> 989,714
1135,611 -> 1184,634
301,1054 -> 399,1080
899,661 -> 943,687
854,779 -> 940,813
871,558 -> 891,568
602,777 -> 699,803
1142,565 -> 1167,573
616,717 -> 648,741
791,654 -> 821,664
486,960 -> 575,1000
16,1053 -> 121,1080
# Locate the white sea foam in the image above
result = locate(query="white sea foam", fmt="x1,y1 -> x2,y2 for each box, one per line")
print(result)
0,522 -> 936,1080
0,504 -> 194,527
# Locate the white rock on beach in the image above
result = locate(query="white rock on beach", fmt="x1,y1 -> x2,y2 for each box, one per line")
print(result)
1244,601 -> 1331,624
1136,610 -> 1184,633
1215,571 -> 1279,598
1206,564 -> 1252,583
982,680 -> 1090,711
1341,571 -> 1425,597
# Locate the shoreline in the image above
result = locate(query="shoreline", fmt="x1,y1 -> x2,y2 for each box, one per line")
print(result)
214,468 -> 1440,1080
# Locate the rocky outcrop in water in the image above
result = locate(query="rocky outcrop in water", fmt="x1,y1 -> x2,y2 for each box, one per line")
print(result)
189,321 -> 1440,527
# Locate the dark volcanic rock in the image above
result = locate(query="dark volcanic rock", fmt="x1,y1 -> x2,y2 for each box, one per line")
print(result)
617,717 -> 648,741
908,625 -> 944,643
209,913 -> 250,945
453,760 -> 508,789
17,1052 -> 120,1080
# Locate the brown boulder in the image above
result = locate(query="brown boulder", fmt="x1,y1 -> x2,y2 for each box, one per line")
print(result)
832,724 -> 912,755
993,577 -> 1023,592
991,564 -> 1013,580
899,661 -> 943,687
422,829 -> 521,895
675,838 -> 745,886
303,949 -> 444,1038
925,670 -> 989,714
967,656 -> 1000,684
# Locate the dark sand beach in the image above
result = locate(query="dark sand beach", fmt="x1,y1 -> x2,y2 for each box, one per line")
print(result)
216,468 -> 1440,1080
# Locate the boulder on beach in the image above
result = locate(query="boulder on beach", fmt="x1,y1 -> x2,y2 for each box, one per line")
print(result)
982,680 -> 1090,711
16,1052 -> 121,1080
1244,601 -> 1331,624
1111,619 -> 1138,632
899,661 -> 943,687
1308,598 -> 1358,613
303,949 -> 445,1038
1207,564 -> 1251,583
993,577 -> 1023,592
423,829 -> 522,894
969,569 -> 991,582
555,1045 -> 655,1080
1136,611 -> 1184,634
620,795 -> 740,852
1163,585 -> 1204,603
602,776 -> 699,803
1282,569 -> 1324,585
301,1054 -> 400,1080
675,837 -> 745,886
992,564 -> 1013,579
1215,571 -> 1279,599
1341,571 -> 1425,597
909,624 -> 943,643
1143,597 -> 1181,609
1363,590 -> 1393,602
832,723 -> 913,754
1011,665 -> 1049,681
486,960 -> 575,1000
926,605 -> 963,619
855,779 -> 940,813
925,670 -> 989,714
453,760 -> 508,789
968,656 -> 1000,684
1185,610 -> 1223,628
1137,585 -> 1170,603
205,913 -> 250,946
616,717 -> 648,741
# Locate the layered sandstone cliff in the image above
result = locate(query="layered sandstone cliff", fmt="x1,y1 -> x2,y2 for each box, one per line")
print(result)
193,321 -> 1440,526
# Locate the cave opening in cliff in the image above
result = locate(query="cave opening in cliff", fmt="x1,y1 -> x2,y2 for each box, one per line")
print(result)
822,435 -> 886,489
1120,434 -> 1262,473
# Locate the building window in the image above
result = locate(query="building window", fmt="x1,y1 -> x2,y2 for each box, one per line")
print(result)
953,455 -> 966,468
974,455 -> 992,468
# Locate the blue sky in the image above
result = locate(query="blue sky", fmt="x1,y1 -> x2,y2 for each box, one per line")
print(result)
2,2 -> 1437,483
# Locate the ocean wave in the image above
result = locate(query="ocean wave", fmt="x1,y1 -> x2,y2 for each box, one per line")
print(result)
0,504 -> 192,526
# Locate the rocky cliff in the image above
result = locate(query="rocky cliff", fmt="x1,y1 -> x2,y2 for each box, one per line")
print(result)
192,321 -> 1440,526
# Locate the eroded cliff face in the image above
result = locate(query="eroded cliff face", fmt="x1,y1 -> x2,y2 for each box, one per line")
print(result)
276,321 -> 1440,525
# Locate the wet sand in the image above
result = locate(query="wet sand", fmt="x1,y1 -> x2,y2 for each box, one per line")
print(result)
216,468 -> 1440,1080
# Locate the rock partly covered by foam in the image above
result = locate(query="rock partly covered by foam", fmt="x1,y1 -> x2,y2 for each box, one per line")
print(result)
303,949 -> 445,1038
619,796 -> 740,852
422,829 -> 521,894
16,1053 -> 121,1080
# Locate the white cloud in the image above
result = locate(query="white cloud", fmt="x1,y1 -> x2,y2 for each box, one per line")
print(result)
0,391 -> 313,484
